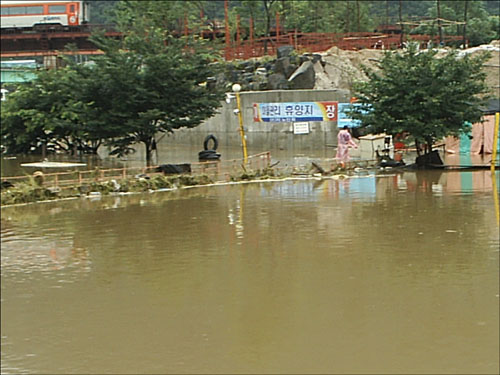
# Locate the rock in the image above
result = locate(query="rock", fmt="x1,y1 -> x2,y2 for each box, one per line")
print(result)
277,45 -> 294,58
267,73 -> 289,90
312,53 -> 323,64
288,61 -> 315,89
255,67 -> 267,75
274,57 -> 297,79
242,72 -> 254,82
299,55 -> 310,64
248,82 -> 260,90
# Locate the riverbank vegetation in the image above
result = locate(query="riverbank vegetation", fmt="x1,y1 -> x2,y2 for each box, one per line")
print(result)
0,166 -> 283,206
1,159 -> 377,207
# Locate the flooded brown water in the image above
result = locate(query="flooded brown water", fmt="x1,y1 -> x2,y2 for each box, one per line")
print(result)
1,170 -> 499,374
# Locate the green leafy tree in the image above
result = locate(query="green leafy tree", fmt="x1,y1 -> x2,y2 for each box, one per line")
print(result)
112,0 -> 204,35
88,0 -> 119,25
351,42 -> 490,161
409,0 -> 499,46
87,26 -> 223,165
2,1 -> 224,164
1,66 -> 104,155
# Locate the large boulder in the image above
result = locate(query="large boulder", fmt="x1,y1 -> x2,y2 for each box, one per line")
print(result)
288,61 -> 315,89
277,45 -> 294,59
274,57 -> 298,79
267,73 -> 289,89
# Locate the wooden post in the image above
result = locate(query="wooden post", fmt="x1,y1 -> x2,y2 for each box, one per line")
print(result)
276,11 -> 280,41
250,16 -> 254,44
236,14 -> 240,46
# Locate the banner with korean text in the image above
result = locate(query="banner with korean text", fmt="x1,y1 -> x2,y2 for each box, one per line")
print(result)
253,101 -> 338,122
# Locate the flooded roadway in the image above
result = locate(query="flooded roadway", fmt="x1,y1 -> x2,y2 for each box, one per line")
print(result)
1,169 -> 499,374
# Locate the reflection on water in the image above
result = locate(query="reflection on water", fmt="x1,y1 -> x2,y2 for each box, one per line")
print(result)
1,170 -> 499,374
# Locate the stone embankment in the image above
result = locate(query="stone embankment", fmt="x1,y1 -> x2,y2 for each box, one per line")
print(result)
221,40 -> 500,97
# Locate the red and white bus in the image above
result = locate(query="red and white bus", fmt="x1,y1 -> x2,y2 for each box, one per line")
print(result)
0,0 -> 89,29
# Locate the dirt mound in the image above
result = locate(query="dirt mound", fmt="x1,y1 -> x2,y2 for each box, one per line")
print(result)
314,46 -> 384,91
314,42 -> 500,97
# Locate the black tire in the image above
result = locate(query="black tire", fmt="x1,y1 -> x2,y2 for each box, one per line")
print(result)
203,134 -> 219,151
198,150 -> 216,158
199,152 -> 221,161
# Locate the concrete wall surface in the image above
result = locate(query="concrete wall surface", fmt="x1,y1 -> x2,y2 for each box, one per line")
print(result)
165,89 -> 351,151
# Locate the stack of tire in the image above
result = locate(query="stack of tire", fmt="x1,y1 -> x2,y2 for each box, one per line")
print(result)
199,134 -> 221,161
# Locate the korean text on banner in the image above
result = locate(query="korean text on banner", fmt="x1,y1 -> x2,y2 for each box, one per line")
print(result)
253,102 -> 338,122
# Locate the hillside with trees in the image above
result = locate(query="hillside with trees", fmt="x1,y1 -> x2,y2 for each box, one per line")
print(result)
90,0 -> 499,47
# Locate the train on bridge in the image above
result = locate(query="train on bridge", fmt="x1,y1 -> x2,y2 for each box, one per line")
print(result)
1,0 -> 89,31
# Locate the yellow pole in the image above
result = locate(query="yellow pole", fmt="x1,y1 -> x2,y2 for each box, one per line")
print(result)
491,112 -> 500,226
491,112 -> 499,172
235,92 -> 248,164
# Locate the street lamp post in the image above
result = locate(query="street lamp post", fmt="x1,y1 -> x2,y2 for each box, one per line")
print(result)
232,83 -> 248,164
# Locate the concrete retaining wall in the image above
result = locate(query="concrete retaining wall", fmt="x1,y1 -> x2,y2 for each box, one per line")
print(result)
165,89 -> 351,151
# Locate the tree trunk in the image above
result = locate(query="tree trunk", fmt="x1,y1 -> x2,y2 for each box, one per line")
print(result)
385,0 -> 389,27
143,138 -> 153,167
437,0 -> 443,45
398,0 -> 403,45
280,0 -> 286,30
356,0 -> 360,32
463,0 -> 468,47
345,1 -> 351,33
263,0 -> 271,53
426,137 -> 433,153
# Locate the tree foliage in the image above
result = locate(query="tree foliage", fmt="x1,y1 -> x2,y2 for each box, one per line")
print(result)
87,27 -> 223,164
350,42 -> 490,156
89,0 -> 500,45
1,1 -> 224,165
1,66 -> 104,155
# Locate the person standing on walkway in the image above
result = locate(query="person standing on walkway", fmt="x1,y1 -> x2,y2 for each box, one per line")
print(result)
336,126 -> 358,164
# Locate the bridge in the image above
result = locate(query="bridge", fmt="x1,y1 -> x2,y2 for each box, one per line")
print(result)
0,26 -> 122,59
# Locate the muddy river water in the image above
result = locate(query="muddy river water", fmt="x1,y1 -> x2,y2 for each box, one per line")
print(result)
1,169 -> 499,374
